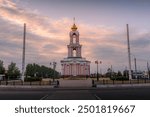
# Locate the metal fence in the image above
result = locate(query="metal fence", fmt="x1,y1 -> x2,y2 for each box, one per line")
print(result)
95,79 -> 150,85
0,80 -> 59,86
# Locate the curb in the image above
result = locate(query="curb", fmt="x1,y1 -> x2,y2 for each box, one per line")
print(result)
0,85 -> 55,89
96,84 -> 150,88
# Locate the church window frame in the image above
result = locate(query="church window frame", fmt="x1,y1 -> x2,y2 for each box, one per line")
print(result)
73,48 -> 77,57
72,33 -> 77,44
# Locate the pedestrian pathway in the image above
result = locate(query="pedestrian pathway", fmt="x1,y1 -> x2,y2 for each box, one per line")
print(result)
58,79 -> 92,88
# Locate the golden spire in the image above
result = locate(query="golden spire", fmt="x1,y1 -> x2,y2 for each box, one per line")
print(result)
71,17 -> 78,31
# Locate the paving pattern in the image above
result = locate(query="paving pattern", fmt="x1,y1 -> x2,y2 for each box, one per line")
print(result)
58,79 -> 92,88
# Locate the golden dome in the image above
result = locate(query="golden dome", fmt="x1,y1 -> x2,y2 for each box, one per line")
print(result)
71,23 -> 78,31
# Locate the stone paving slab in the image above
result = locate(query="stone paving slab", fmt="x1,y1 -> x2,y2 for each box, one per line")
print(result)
58,79 -> 92,88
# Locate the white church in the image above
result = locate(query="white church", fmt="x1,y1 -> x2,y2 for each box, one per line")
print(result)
61,22 -> 90,78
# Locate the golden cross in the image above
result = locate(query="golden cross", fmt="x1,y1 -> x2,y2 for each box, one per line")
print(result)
73,17 -> 75,24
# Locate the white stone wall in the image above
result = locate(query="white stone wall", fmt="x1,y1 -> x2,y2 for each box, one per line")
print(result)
61,62 -> 90,77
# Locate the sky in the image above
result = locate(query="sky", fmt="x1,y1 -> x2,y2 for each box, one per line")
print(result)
0,0 -> 150,73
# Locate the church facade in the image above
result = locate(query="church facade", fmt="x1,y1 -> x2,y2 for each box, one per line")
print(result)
61,23 -> 90,77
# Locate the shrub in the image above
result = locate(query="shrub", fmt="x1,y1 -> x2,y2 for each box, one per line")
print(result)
25,77 -> 42,82
110,76 -> 129,81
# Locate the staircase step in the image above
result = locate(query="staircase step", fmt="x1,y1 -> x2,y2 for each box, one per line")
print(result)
58,79 -> 92,88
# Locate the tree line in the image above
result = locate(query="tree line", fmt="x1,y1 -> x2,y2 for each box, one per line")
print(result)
90,68 -> 129,80
26,63 -> 59,80
0,60 -> 59,80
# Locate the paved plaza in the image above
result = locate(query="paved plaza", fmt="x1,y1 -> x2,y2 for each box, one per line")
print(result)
58,79 -> 92,88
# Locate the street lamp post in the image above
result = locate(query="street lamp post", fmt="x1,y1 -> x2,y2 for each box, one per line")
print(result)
147,62 -> 150,79
131,54 -> 137,79
50,62 -> 57,82
22,23 -> 26,82
134,57 -> 137,79
95,60 -> 102,81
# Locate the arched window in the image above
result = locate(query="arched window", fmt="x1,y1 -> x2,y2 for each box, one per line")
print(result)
73,34 -> 76,44
73,49 -> 77,57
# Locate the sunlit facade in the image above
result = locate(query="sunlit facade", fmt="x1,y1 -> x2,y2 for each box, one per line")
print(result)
61,23 -> 90,77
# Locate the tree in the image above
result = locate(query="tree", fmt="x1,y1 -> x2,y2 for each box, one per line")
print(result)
25,63 -> 59,79
117,71 -> 122,76
0,60 -> 5,74
105,68 -> 113,78
7,62 -> 20,80
26,64 -> 35,77
123,70 -> 129,78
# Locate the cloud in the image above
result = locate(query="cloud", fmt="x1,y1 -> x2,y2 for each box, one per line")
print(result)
0,0 -> 149,72
132,36 -> 150,48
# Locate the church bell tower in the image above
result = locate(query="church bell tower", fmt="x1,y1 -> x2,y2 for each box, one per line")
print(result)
61,19 -> 91,78
68,23 -> 82,58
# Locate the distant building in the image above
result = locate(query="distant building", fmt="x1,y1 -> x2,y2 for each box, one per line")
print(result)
61,23 -> 90,77
0,74 -> 5,80
132,70 -> 145,79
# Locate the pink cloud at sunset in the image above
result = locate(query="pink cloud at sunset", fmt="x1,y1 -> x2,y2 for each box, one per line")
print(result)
0,0 -> 150,73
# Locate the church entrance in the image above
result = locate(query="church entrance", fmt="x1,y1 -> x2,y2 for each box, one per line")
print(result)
72,64 -> 77,76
